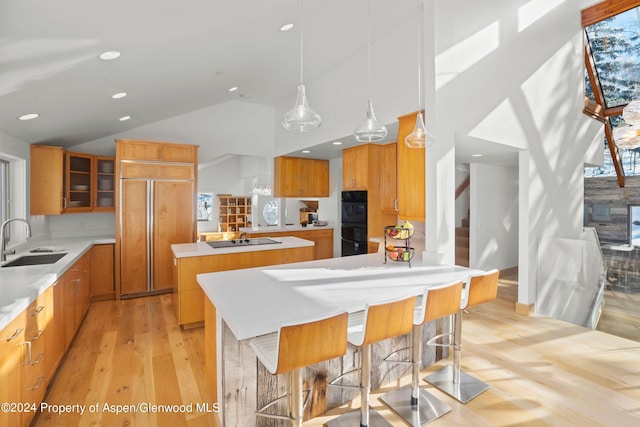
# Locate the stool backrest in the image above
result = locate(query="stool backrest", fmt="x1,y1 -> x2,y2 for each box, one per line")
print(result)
422,281 -> 464,324
276,311 -> 349,374
361,295 -> 416,347
465,269 -> 500,309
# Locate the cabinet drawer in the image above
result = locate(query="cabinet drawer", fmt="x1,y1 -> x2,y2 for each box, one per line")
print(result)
120,162 -> 194,180
0,313 -> 26,361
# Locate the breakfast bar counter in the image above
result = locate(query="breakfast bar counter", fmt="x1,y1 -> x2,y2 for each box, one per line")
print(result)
198,252 -> 481,426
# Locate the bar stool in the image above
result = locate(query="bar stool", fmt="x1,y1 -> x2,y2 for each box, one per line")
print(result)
249,311 -> 349,427
328,295 -> 416,427
425,269 -> 500,403
379,281 -> 463,426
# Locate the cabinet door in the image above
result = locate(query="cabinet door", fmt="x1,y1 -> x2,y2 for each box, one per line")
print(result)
93,156 -> 115,211
153,180 -> 195,292
0,314 -> 24,427
381,142 -> 398,213
342,145 -> 369,190
397,112 -> 425,220
311,159 -> 329,197
30,145 -> 64,215
159,143 -> 198,162
44,279 -> 64,384
274,156 -> 300,197
63,273 -> 77,350
120,180 -> 150,295
65,152 -> 93,212
90,244 -> 115,300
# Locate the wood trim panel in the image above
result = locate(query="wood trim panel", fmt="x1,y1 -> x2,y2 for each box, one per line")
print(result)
581,0 -> 640,27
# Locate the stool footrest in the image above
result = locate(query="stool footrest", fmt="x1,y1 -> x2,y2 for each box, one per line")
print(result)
329,367 -> 360,389
379,384 -> 451,426
256,389 -> 310,421
425,365 -> 489,403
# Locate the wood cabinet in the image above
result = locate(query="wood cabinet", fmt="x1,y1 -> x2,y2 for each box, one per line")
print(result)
90,244 -> 115,301
274,156 -> 329,197
0,311 -> 25,427
30,145 -> 115,215
22,293 -> 49,427
93,156 -> 115,210
218,195 -> 251,234
173,245 -> 314,326
397,111 -> 425,220
44,279 -> 64,385
116,139 -> 197,299
246,228 -> 334,260
381,142 -> 398,214
117,139 -> 198,162
30,145 -> 64,215
63,253 -> 90,350
342,144 -> 373,190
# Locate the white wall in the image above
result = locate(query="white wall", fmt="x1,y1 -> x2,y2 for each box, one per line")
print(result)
430,0 -> 602,311
470,163 -> 518,270
0,131 -> 48,244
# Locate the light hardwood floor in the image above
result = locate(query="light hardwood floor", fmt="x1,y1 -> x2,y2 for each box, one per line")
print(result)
35,270 -> 640,426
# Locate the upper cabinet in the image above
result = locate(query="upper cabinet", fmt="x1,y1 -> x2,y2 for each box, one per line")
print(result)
117,139 -> 197,162
342,143 -> 382,192
381,142 -> 398,214
30,146 -> 64,215
274,156 -> 329,198
397,111 -> 425,221
30,145 -> 115,215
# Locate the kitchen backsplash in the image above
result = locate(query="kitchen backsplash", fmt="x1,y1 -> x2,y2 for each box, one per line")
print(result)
48,212 -> 116,238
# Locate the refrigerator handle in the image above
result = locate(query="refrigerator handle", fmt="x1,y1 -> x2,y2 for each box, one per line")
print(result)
148,180 -> 154,292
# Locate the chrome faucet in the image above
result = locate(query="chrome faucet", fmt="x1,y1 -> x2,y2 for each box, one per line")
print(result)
1,218 -> 32,262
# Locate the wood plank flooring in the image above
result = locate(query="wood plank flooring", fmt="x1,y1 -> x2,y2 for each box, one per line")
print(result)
34,269 -> 640,426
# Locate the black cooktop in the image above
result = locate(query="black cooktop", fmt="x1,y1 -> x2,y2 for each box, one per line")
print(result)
206,237 -> 282,249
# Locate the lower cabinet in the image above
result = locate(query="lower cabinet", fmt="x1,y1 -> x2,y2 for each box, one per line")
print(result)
90,244 -> 115,300
173,245 -> 314,326
0,247 -> 95,426
247,228 -> 334,260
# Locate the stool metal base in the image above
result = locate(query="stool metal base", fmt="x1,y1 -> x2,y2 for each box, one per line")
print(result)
424,365 -> 489,403
379,385 -> 451,426
325,408 -> 392,427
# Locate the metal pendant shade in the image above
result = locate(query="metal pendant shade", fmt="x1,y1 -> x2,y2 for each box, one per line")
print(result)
282,0 -> 321,132
405,0 -> 435,148
353,0 -> 387,143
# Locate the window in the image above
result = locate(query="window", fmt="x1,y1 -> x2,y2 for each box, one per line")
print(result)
0,159 -> 8,225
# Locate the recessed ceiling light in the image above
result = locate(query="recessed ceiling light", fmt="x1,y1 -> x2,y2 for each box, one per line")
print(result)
302,150 -> 311,154
280,23 -> 294,32
99,50 -> 121,61
18,113 -> 39,121
471,154 -> 484,157
332,141 -> 343,145
228,86 -> 239,92
119,115 -> 131,122
112,92 -> 127,99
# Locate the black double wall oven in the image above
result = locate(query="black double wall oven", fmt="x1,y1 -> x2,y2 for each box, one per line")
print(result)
341,190 -> 368,256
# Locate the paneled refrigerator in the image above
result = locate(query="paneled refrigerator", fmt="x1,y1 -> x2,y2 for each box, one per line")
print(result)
116,140 -> 197,298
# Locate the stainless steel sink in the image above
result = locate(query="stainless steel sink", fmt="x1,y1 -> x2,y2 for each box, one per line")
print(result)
1,253 -> 67,268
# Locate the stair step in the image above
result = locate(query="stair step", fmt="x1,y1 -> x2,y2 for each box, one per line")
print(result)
456,235 -> 469,247
461,218 -> 470,228
456,227 -> 469,237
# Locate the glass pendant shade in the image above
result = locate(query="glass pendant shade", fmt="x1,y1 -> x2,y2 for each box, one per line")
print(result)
353,99 -> 388,142
405,111 -> 435,148
282,84 -> 322,132
623,99 -> 640,125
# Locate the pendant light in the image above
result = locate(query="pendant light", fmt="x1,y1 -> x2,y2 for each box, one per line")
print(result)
282,0 -> 321,132
353,0 -> 388,142
405,0 -> 435,148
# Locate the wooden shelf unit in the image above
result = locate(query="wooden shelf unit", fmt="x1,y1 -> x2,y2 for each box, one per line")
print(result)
218,195 -> 251,234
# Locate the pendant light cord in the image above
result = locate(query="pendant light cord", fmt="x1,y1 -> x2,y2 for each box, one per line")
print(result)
300,0 -> 305,85
417,0 -> 423,112
367,0 -> 372,100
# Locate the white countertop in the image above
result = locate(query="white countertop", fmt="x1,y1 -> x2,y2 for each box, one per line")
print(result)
198,252 -> 481,341
239,224 -> 333,233
171,236 -> 314,258
0,235 -> 115,331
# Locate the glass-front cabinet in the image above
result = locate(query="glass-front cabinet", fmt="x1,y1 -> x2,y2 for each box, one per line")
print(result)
64,152 -> 93,212
93,157 -> 115,211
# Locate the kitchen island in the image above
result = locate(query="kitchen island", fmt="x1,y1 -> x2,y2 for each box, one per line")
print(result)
171,236 -> 315,327
198,252 -> 481,426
